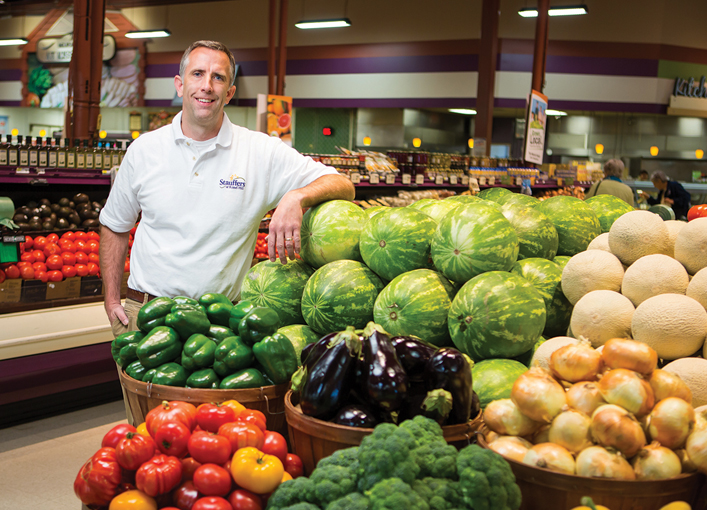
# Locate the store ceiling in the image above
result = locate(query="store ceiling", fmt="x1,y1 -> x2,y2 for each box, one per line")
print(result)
1,0 -> 228,17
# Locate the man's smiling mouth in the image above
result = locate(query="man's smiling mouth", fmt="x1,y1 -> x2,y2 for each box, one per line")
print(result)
197,98 -> 215,103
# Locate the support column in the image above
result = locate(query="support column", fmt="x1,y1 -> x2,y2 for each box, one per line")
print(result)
473,0 -> 500,157
276,0 -> 288,96
268,0 -> 277,95
531,0 -> 550,93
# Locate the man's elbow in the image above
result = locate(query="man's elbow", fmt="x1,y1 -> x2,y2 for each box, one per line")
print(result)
337,175 -> 356,201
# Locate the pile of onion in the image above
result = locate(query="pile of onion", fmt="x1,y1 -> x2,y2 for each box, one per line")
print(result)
601,337 -> 657,375
598,368 -> 654,417
631,442 -> 682,480
575,445 -> 636,480
648,369 -> 693,404
483,398 -> 540,436
647,397 -> 695,449
548,407 -> 593,454
566,382 -> 605,416
590,404 -> 646,458
511,367 -> 567,423
550,339 -> 603,383
522,443 -> 576,475
487,435 -> 533,463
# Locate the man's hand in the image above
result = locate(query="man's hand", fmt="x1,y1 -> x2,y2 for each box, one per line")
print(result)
106,300 -> 129,326
268,190 -> 303,264
664,197 -> 674,205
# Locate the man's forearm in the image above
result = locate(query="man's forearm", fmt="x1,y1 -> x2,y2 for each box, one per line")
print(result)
99,224 -> 130,306
294,174 -> 355,208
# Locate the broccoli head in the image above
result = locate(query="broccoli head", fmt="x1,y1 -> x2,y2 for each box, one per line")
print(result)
325,492 -> 371,510
412,441 -> 459,480
456,444 -> 521,510
399,415 -> 446,448
279,504 -> 320,510
357,423 -> 420,492
412,477 -> 464,510
366,477 -> 429,510
316,446 -> 360,472
306,464 -> 357,508
266,477 -> 315,510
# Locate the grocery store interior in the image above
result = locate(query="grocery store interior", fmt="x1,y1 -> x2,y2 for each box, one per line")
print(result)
3,0 -> 707,508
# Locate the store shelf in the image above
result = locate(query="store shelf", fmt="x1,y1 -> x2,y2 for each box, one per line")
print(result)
626,180 -> 707,193
352,175 -> 593,190
0,167 -> 111,186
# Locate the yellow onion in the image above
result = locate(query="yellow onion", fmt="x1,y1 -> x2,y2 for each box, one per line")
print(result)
590,404 -> 646,458
487,435 -> 533,462
548,407 -> 593,454
686,425 -> 707,474
566,382 -> 606,416
598,368 -> 655,417
649,369 -> 693,404
647,397 -> 695,449
575,445 -> 636,480
601,338 -> 658,375
532,424 -> 551,445
695,405 -> 707,431
631,442 -> 682,480
511,367 -> 567,423
485,430 -> 501,444
550,339 -> 603,383
675,449 -> 698,473
522,443 -> 576,474
483,398 -> 541,436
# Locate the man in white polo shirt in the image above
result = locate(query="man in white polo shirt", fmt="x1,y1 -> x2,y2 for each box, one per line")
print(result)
99,40 -> 354,336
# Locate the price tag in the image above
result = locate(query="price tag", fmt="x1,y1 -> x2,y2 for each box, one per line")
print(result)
469,177 -> 480,192
369,173 -> 380,184
479,176 -> 487,186
402,173 -> 411,185
435,174 -> 444,185
488,176 -> 496,185
516,176 -> 523,186
385,173 -> 396,184
15,167 -> 30,174
449,175 -> 458,185
461,175 -> 469,186
415,174 -> 425,185
350,172 -> 361,184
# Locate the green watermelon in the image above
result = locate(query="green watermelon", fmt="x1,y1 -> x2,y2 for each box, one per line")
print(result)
552,255 -> 571,270
497,193 -> 540,208
416,199 -> 464,223
479,199 -> 503,212
512,336 -> 546,367
408,198 -> 436,210
373,269 -> 456,347
472,359 -> 528,408
364,206 -> 388,219
501,202 -> 559,260
300,260 -> 385,334
536,196 -> 602,256
448,271 -> 546,360
431,202 -> 519,284
359,208 -> 437,282
300,200 -> 366,268
444,195 -> 483,205
585,194 -> 635,232
240,259 -> 314,326
649,204 -> 676,221
477,187 -> 512,201
277,324 -> 320,362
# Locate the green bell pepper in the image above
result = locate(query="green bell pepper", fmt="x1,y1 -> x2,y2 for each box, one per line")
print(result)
171,303 -> 207,314
238,307 -> 281,346
111,330 -> 145,368
208,325 -> 236,343
181,334 -> 217,371
136,326 -> 182,369
252,332 -> 298,385
142,368 -> 158,383
186,368 -> 221,389
228,300 -> 256,331
199,292 -> 232,307
136,296 -> 175,333
165,309 -> 211,341
125,360 -> 147,381
219,368 -> 267,389
151,362 -> 188,387
213,336 -> 254,377
173,296 -> 201,307
207,301 -> 234,327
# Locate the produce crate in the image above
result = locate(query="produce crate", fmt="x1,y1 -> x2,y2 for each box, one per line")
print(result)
20,279 -> 47,302
45,276 -> 81,300
0,278 -> 22,303
79,275 -> 103,297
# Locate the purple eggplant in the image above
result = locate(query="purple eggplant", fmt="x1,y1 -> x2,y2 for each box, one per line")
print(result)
359,322 -> 408,412
399,381 -> 454,425
470,390 -> 481,420
332,404 -> 379,428
424,347 -> 473,425
390,335 -> 438,379
301,331 -> 339,368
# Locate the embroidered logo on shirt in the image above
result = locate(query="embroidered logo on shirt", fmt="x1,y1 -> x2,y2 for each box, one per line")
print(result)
219,173 -> 246,190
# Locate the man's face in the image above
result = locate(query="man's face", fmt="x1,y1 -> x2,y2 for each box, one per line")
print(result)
652,178 -> 667,190
175,47 -> 236,134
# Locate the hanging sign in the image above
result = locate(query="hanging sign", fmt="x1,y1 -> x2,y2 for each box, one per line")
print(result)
523,89 -> 548,165
36,34 -> 116,63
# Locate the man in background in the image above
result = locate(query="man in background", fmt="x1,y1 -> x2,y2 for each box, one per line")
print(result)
639,170 -> 691,219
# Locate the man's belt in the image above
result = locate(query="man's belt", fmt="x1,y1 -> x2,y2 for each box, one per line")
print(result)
126,287 -> 158,303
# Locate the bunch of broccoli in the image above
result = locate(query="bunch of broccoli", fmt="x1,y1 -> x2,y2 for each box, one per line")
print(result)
266,415 -> 521,510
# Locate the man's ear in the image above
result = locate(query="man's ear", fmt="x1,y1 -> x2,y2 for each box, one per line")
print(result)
174,74 -> 184,98
226,85 -> 236,103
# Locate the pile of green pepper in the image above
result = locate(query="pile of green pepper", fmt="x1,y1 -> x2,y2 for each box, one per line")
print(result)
110,292 -> 300,390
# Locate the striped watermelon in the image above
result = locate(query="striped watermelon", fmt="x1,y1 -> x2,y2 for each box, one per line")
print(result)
497,193 -> 540,208
501,202 -> 559,260
480,199 -> 503,212
536,196 -> 602,256
472,359 -> 528,408
364,206 -> 388,220
448,271 -> 546,360
444,195 -> 483,205
300,200 -> 366,268
277,324 -> 320,362
649,204 -> 676,221
552,255 -> 571,270
360,207 -> 437,282
300,260 -> 385,334
513,336 -> 546,367
416,199 -> 464,223
408,198 -> 436,210
240,259 -> 314,326
585,194 -> 635,233
373,269 -> 456,347
431,202 -> 519,284
478,187 -> 513,201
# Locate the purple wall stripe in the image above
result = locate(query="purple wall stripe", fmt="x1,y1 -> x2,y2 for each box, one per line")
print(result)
144,99 -> 176,107
499,53 -> 659,77
285,54 -> 478,75
293,98 -> 477,108
0,69 -> 21,81
494,97 -> 667,114
145,63 -> 179,78
0,100 -> 21,106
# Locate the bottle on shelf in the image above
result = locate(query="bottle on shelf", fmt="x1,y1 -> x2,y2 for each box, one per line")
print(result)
28,137 -> 38,167
93,140 -> 103,170
47,137 -> 57,168
75,139 -> 86,169
18,135 -> 29,166
111,142 -> 120,168
0,134 -> 7,166
38,137 -> 48,168
84,139 -> 94,169
8,135 -> 18,166
102,141 -> 111,171
66,138 -> 76,169
58,138 -> 68,168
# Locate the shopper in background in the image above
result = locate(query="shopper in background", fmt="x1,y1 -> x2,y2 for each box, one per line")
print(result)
638,170 -> 649,181
638,170 -> 692,219
99,40 -> 354,337
584,159 -> 635,206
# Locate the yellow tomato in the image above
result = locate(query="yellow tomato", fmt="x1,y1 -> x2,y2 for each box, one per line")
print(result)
135,422 -> 150,438
231,447 -> 284,495
108,490 -> 157,510
659,503 -> 692,510
281,471 -> 293,483
221,399 -> 246,417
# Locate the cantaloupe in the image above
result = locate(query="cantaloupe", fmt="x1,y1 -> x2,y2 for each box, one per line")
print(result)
663,357 -> 707,408
631,294 -> 707,361
561,250 -> 625,305
621,254 -> 690,306
587,232 -> 611,252
674,217 -> 707,275
686,267 -> 707,312
664,220 -> 686,258
608,210 -> 671,266
531,336 -> 581,370
570,290 -> 635,348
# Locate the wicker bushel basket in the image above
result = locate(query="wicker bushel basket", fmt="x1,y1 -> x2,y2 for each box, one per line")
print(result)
284,390 -> 483,476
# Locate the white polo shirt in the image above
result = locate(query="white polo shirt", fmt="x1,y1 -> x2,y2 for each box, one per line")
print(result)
99,112 -> 338,301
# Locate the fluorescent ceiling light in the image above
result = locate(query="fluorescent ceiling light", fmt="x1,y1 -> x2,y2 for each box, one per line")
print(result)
546,109 -> 568,116
0,38 -> 28,47
295,19 -> 351,29
125,29 -> 171,39
449,109 -> 477,115
518,5 -> 588,17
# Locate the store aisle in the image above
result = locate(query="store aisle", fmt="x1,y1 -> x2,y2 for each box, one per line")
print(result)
0,400 -> 127,510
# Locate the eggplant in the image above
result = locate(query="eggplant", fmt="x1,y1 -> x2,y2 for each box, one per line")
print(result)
332,404 -> 379,428
299,327 -> 362,420
300,330 -> 338,369
359,322 -> 408,412
399,381 -> 454,425
469,390 -> 481,420
424,347 -> 473,425
390,336 -> 438,379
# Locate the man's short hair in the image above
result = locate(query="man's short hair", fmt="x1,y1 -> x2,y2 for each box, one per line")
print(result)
651,170 -> 668,182
603,159 -> 624,178
180,40 -> 236,86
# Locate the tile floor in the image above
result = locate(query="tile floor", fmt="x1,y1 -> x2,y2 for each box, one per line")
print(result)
0,399 -> 128,510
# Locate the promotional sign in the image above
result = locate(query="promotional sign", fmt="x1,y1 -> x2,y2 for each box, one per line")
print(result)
667,75 -> 707,117
523,90 -> 548,165
256,94 -> 293,146
36,34 -> 116,63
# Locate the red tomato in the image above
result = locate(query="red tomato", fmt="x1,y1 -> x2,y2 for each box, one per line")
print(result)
61,231 -> 76,241
196,403 -> 237,433
74,447 -> 123,506
43,242 -> 61,258
87,230 -> 101,241
237,410 -> 267,432
87,262 -> 100,276
125,259 -> 131,273
228,489 -> 262,510
75,239 -> 88,252
135,454 -> 183,497
47,270 -> 64,282
33,236 -> 47,249
46,233 -> 59,244
688,204 -> 707,221
75,251 -> 89,264
88,252 -> 100,264
24,235 -> 34,250
146,401 -> 198,438
75,231 -> 88,241
46,254 -> 63,270
115,432 -> 157,470
102,423 -> 138,448
283,454 -> 304,479
188,431 -> 232,465
35,270 -> 48,282
217,422 -> 264,452
16,261 -> 32,269
260,431 -> 287,464
62,265 -> 78,278
173,480 -> 200,510
20,251 -> 36,263
0,270 -> 4,284
4,264 -> 20,279
61,251 -> 77,266
154,421 -> 191,457
59,239 -> 76,252
32,261 -> 47,273
192,496 -> 233,510
32,249 -> 45,262
19,265 -> 35,280
75,263 -> 89,277
181,457 -> 202,481
87,239 -> 100,253
193,464 -> 232,497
